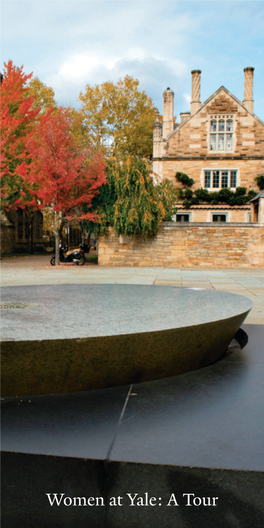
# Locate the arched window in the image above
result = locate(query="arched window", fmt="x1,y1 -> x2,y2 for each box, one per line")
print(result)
227,119 -> 233,131
210,119 -> 217,132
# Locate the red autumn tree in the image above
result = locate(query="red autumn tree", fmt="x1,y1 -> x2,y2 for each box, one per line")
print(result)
22,107 -> 106,265
0,60 -> 40,209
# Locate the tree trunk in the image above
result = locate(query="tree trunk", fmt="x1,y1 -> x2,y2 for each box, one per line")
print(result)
30,219 -> 34,255
54,230 -> 60,266
52,211 -> 60,266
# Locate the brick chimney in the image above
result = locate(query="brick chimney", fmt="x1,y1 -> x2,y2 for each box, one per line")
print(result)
162,87 -> 174,138
180,112 -> 191,124
190,70 -> 201,115
243,67 -> 254,114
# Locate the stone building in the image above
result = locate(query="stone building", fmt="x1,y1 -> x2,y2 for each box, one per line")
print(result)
0,209 -> 44,254
250,190 -> 264,224
153,68 -> 264,223
0,211 -> 15,254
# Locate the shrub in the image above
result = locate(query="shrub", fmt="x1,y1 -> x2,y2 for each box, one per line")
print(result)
175,172 -> 194,187
195,188 -> 210,202
256,175 -> 264,190
183,200 -> 192,209
247,190 -> 258,201
184,189 -> 193,200
218,188 -> 232,202
234,187 -> 247,196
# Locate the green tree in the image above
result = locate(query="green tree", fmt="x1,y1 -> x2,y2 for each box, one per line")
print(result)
83,157 -> 177,238
28,77 -> 57,114
155,179 -> 178,221
78,76 -> 156,158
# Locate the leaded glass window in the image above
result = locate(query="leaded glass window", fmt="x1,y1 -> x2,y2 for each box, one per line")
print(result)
226,134 -> 233,150
210,120 -> 217,132
210,135 -> 216,151
221,171 -> 228,188
218,135 -> 224,150
209,116 -> 234,152
213,171 -> 220,188
204,169 -> 238,189
204,171 -> 211,188
230,170 -> 237,187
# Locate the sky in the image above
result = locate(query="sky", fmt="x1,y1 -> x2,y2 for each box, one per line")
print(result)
1,0 -> 264,120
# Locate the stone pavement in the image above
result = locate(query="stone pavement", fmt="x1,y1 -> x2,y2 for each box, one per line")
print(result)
1,254 -> 264,324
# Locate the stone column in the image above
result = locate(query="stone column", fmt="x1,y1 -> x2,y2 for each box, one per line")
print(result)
190,70 -> 201,115
162,88 -> 174,139
243,67 -> 254,114
153,113 -> 163,158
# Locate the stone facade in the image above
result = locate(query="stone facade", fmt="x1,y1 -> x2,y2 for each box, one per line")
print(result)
98,224 -> 264,268
153,68 -> 264,223
0,211 -> 15,254
174,204 -> 251,223
1,209 -> 44,254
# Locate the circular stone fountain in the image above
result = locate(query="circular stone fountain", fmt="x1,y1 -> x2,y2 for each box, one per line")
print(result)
1,284 -> 252,396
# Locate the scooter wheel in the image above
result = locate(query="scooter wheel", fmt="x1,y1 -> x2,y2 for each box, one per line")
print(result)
77,256 -> 85,265
50,256 -> 55,266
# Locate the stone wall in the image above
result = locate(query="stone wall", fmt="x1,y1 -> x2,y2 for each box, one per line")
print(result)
98,223 -> 264,268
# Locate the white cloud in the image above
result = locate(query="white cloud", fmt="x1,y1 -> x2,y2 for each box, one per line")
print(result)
46,48 -> 189,113
2,1 -> 264,119
57,48 -> 187,84
183,93 -> 191,105
2,1 -> 198,111
59,52 -> 119,81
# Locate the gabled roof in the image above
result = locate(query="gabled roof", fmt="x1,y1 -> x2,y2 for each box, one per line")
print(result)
166,85 -> 264,141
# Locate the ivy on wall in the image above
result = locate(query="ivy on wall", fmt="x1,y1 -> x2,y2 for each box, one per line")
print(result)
175,172 -> 258,209
175,172 -> 194,188
255,175 -> 264,190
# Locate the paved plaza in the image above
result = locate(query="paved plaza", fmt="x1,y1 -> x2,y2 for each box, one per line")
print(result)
1,254 -> 264,325
2,254 -> 264,528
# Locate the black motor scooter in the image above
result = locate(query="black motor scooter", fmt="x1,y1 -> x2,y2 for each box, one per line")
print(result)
50,242 -> 85,266
79,243 -> 90,253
